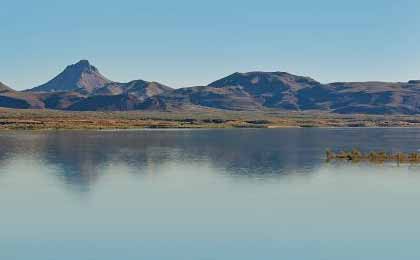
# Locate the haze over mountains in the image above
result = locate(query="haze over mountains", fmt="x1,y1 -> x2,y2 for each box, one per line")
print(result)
1,60 -> 420,114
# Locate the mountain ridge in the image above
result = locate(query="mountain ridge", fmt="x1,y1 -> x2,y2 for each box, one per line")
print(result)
1,60 -> 420,114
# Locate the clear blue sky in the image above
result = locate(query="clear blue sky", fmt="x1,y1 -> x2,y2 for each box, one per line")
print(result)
1,0 -> 420,90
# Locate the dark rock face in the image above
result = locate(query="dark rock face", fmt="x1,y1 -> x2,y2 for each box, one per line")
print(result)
28,60 -> 112,93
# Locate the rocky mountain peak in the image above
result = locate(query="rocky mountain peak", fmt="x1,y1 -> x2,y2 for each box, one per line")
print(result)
67,59 -> 99,73
28,60 -> 112,93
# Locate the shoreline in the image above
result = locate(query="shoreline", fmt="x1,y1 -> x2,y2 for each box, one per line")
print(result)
2,108 -> 420,130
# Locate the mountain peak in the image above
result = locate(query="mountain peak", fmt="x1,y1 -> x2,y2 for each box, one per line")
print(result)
76,59 -> 91,66
28,60 -> 111,93
66,59 -> 98,73
208,71 -> 320,89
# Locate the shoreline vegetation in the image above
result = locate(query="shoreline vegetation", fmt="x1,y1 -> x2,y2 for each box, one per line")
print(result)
2,108 -> 420,130
326,149 -> 420,163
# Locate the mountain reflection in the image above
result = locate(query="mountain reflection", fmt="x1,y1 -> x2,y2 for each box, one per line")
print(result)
1,128 -> 418,191
0,129 -> 332,189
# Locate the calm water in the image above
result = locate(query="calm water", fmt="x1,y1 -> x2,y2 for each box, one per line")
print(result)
2,128 -> 420,259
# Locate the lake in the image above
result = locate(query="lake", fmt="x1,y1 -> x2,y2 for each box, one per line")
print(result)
2,128 -> 420,260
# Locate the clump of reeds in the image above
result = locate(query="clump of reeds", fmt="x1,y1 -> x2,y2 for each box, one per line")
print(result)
326,149 -> 420,163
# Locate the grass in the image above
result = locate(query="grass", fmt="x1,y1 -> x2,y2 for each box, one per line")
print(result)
2,108 -> 420,130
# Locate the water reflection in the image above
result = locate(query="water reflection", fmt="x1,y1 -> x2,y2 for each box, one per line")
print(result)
1,128 -> 420,191
3,129 -> 420,260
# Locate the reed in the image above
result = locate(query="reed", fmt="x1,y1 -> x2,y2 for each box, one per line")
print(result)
326,149 -> 420,163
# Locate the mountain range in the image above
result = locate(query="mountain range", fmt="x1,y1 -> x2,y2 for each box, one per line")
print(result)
1,60 -> 420,114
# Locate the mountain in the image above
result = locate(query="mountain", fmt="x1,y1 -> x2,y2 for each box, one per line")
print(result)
323,81 -> 420,114
140,71 -> 330,111
199,72 -> 420,114
28,60 -> 112,93
208,71 -> 323,109
140,72 -> 420,114
209,71 -> 320,90
2,60 -> 420,114
22,60 -> 173,110
90,80 -> 173,99
139,85 -> 261,111
62,80 -> 173,111
138,72 -> 322,111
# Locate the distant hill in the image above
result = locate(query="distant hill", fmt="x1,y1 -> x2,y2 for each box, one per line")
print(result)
208,71 -> 323,110
1,60 -> 420,114
0,82 -> 45,109
323,81 -> 420,114
90,80 -> 173,99
140,72 -> 420,114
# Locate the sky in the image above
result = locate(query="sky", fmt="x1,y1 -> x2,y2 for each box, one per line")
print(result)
1,0 -> 420,90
